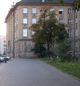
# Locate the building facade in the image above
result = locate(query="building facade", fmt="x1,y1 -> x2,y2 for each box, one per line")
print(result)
0,35 -> 6,55
5,0 -> 78,58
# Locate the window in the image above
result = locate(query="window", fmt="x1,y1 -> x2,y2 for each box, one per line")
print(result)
16,30 -> 18,37
68,29 -> 72,37
15,22 -> 16,26
15,32 -> 16,38
42,0 -> 45,2
4,44 -> 6,47
76,29 -> 78,36
17,20 -> 18,25
32,8 -> 36,13
76,18 -> 78,23
50,8 -> 54,11
23,8 -> 27,13
59,9 -> 63,14
23,18 -> 27,24
59,19 -> 63,23
23,29 -> 27,37
76,41 -> 78,48
68,8 -> 72,14
32,18 -> 36,24
68,19 -> 72,24
69,42 -> 73,48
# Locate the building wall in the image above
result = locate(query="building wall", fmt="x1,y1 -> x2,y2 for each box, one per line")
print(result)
6,3 -> 78,58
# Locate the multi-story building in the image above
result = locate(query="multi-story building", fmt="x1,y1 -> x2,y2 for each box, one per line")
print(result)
5,0 -> 78,58
0,35 -> 6,55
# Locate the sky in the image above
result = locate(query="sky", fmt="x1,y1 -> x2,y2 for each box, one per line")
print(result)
0,0 -> 21,36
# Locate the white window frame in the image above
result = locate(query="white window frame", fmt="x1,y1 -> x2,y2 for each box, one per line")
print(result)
23,18 -> 27,24
23,8 -> 27,13
68,8 -> 72,14
23,29 -> 27,37
59,8 -> 63,14
32,18 -> 36,24
59,19 -> 63,23
68,19 -> 72,24
76,28 -> 78,36
68,29 -> 72,37
32,8 -> 36,13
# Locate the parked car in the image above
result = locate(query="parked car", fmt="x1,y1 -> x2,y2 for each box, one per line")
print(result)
2,56 -> 11,61
0,57 -> 5,62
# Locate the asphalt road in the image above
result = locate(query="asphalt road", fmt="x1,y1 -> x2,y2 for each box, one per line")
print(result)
0,58 -> 80,86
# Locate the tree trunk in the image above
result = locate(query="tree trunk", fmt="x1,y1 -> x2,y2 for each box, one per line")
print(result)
47,41 -> 49,57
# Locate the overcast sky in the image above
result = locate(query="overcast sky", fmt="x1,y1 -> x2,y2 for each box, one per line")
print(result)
0,0 -> 20,35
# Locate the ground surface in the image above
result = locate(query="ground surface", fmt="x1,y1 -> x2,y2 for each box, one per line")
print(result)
0,58 -> 80,86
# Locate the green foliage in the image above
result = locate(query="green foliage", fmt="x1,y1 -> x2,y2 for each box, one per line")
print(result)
31,43 -> 46,57
30,7 -> 68,57
47,61 -> 80,79
55,39 -> 71,61
3,52 -> 6,55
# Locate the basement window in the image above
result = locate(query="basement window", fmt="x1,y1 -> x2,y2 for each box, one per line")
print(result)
59,8 -> 63,14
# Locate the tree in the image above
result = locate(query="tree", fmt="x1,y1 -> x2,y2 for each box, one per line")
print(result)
47,0 -> 80,11
55,39 -> 71,61
29,7 -> 68,57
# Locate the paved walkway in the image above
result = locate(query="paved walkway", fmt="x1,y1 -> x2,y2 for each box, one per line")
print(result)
0,58 -> 80,86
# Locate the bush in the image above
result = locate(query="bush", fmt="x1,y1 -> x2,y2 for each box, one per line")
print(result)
31,43 -> 46,57
71,55 -> 78,62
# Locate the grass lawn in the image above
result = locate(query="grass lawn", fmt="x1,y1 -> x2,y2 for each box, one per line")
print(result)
47,61 -> 80,79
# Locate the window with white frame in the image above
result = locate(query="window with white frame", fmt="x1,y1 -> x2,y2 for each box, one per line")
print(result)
76,18 -> 78,23
76,28 -> 78,36
76,41 -> 78,48
32,18 -> 36,24
59,8 -> 63,14
68,8 -> 72,14
68,29 -> 72,37
23,29 -> 27,37
68,19 -> 72,24
42,0 -> 45,2
23,8 -> 27,13
59,19 -> 63,23
50,8 -> 54,11
23,18 -> 27,24
32,8 -> 36,13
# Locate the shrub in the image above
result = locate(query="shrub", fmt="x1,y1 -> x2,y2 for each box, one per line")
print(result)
31,43 -> 46,57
